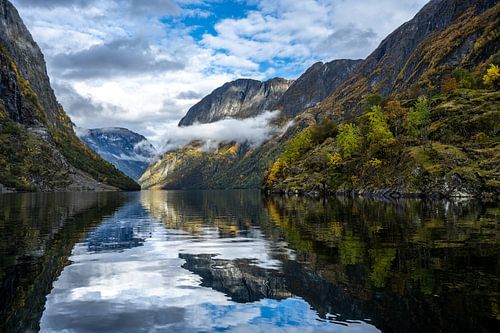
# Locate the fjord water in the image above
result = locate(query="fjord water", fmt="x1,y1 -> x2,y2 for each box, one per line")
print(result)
0,191 -> 498,333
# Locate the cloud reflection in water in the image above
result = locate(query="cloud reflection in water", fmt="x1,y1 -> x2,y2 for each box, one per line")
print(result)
39,191 -> 379,333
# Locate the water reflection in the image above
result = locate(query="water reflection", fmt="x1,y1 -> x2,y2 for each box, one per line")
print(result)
0,190 -> 498,332
0,192 -> 128,332
86,200 -> 151,252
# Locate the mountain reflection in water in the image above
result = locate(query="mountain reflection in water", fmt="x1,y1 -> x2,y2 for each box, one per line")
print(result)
0,190 -> 498,333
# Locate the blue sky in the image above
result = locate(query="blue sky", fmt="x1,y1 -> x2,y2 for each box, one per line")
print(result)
174,1 -> 259,41
12,0 -> 428,146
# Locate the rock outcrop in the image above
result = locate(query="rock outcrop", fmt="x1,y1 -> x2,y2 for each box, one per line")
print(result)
275,59 -> 361,118
178,78 -> 292,126
78,127 -> 157,181
0,0 -> 139,191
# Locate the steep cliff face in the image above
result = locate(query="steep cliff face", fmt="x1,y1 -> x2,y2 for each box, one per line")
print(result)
0,0 -> 65,127
275,59 -> 361,119
178,78 -> 292,126
78,128 -> 157,181
318,0 -> 499,117
0,0 -> 139,191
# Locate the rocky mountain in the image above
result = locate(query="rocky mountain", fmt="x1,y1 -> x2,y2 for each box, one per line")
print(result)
317,0 -> 499,118
141,0 -> 499,197
78,128 -> 157,181
275,59 -> 361,119
178,78 -> 292,126
141,60 -> 363,190
0,0 -> 139,191
263,0 -> 500,197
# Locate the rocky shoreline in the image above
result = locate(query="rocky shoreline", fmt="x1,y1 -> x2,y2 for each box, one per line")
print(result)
264,186 -> 497,201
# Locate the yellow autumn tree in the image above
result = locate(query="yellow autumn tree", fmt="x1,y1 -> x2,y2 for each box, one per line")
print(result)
266,160 -> 286,186
483,64 -> 500,88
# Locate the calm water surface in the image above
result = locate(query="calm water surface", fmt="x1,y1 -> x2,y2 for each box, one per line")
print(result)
0,190 -> 498,332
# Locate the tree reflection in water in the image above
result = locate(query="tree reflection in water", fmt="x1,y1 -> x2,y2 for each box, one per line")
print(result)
0,190 -> 498,333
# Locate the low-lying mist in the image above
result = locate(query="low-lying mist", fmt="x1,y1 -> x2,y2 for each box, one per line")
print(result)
158,111 -> 285,154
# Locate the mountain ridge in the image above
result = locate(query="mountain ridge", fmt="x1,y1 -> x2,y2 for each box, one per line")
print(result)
316,0 -> 499,118
178,77 -> 293,126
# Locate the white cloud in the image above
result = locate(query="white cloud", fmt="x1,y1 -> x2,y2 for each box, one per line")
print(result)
158,111 -> 281,153
202,0 -> 428,66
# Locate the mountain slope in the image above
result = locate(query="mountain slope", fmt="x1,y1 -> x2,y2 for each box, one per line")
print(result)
78,128 -> 157,181
266,89 -> 499,197
0,0 -> 139,191
141,59 -> 362,189
178,78 -> 292,126
317,0 -> 499,118
264,0 -> 500,198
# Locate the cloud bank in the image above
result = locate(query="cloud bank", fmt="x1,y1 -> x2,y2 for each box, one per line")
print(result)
159,111 -> 282,153
52,38 -> 185,79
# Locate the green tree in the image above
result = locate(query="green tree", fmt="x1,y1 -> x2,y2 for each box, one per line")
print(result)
452,69 -> 476,89
282,128 -> 313,162
407,97 -> 430,139
337,123 -> 362,158
366,105 -> 395,151
362,93 -> 384,112
310,120 -> 338,145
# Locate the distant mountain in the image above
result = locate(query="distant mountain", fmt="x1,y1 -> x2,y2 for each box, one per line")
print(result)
0,0 -> 139,191
78,128 -> 156,181
178,78 -> 292,126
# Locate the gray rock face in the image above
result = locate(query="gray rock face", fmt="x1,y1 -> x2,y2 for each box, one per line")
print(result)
0,0 -> 139,191
177,59 -> 363,126
361,0 -> 497,93
78,128 -> 157,181
276,59 -> 362,118
0,0 -> 64,127
178,78 -> 293,126
322,0 -> 499,116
